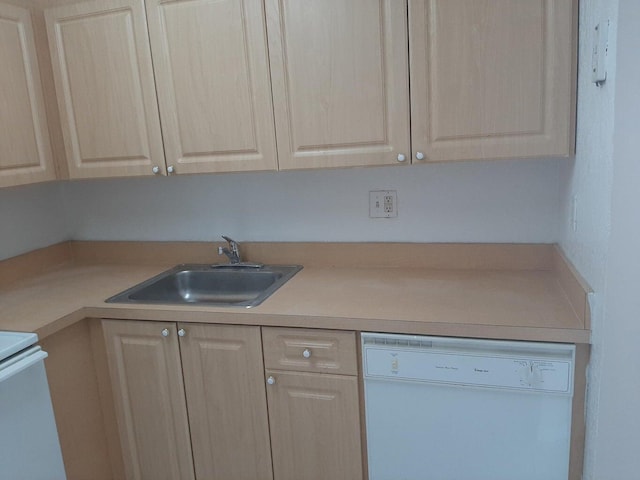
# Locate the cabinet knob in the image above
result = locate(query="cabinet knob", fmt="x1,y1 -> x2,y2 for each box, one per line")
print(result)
161,328 -> 170,337
167,165 -> 175,174
267,376 -> 276,385
302,348 -> 312,359
152,165 -> 160,175
178,328 -> 186,337
396,153 -> 407,163
415,151 -> 425,160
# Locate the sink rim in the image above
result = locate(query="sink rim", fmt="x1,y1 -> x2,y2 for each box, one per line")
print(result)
106,263 -> 303,308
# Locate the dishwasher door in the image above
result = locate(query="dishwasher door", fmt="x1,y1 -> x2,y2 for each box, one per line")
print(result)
362,333 -> 575,480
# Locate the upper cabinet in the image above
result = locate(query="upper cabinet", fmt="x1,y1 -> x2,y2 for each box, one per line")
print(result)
45,0 -> 165,179
409,0 -> 577,163
266,0 -> 411,169
145,0 -> 277,174
37,0 -> 577,181
0,3 -> 56,188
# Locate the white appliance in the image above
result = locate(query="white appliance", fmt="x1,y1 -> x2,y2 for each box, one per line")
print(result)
362,333 -> 575,480
0,331 -> 66,480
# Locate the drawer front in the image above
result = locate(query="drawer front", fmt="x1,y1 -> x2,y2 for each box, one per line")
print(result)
262,328 -> 357,375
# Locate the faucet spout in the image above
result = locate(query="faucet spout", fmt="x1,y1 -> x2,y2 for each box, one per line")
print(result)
218,235 -> 242,264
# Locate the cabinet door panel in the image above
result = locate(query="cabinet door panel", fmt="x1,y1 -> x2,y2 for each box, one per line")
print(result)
146,0 -> 277,174
179,323 -> 273,480
102,320 -> 194,480
45,0 -> 164,178
266,370 -> 363,480
410,0 -> 576,161
0,3 -> 55,188
266,0 -> 410,169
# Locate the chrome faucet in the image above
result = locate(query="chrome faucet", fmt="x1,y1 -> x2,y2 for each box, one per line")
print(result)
218,235 -> 241,264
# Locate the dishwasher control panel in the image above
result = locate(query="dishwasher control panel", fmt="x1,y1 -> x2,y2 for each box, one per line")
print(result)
362,334 -> 575,394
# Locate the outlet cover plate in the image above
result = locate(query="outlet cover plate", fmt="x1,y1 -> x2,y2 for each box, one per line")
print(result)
369,190 -> 397,218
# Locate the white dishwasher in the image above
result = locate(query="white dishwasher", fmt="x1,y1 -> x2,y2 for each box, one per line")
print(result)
0,331 -> 66,480
362,333 -> 575,480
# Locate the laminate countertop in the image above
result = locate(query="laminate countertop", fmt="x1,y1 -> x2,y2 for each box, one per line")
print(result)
0,242 -> 592,344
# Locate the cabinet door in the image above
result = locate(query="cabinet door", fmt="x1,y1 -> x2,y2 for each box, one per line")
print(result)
266,370 -> 363,480
45,0 -> 165,179
102,320 -> 195,480
266,0 -> 410,169
410,0 -> 577,162
0,3 -> 55,188
179,323 -> 273,480
146,0 -> 277,174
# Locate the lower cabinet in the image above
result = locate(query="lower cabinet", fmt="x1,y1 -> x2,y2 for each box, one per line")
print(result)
262,327 -> 363,480
101,320 -> 364,480
265,371 -> 363,480
102,320 -> 273,480
102,320 -> 194,480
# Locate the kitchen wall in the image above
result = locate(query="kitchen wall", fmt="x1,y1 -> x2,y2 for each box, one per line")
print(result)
562,0 -> 640,476
0,182 -> 67,260
592,0 -> 640,472
60,158 -> 563,244
559,0 -> 617,289
557,0 -> 618,475
0,158 -> 563,258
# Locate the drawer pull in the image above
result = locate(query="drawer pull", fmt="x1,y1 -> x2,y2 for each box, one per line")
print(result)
302,348 -> 312,359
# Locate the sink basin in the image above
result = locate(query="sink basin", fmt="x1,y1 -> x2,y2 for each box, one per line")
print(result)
106,264 -> 302,308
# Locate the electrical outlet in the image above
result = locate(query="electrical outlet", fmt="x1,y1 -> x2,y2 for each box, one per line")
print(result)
369,190 -> 397,218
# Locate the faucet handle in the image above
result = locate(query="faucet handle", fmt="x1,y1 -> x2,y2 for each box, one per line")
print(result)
219,235 -> 241,264
221,235 -> 238,252
221,235 -> 234,244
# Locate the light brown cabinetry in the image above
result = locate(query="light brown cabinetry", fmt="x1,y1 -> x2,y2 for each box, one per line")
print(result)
102,320 -> 194,480
102,320 -> 272,480
265,0 -> 576,168
145,0 -> 277,174
40,0 -> 577,181
45,0 -> 165,179
266,0 -> 411,170
262,326 -> 358,375
409,0 -> 577,162
102,321 -> 363,480
0,2 -> 56,188
265,371 -> 363,480
178,323 -> 272,480
262,327 -> 364,480
45,0 -> 276,179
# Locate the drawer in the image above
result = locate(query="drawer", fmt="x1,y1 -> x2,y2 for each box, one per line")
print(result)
262,327 -> 357,376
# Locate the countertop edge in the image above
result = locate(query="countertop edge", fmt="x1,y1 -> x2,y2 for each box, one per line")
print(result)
31,306 -> 591,344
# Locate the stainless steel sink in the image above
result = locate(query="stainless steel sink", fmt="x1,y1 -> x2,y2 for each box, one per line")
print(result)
106,264 -> 302,308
